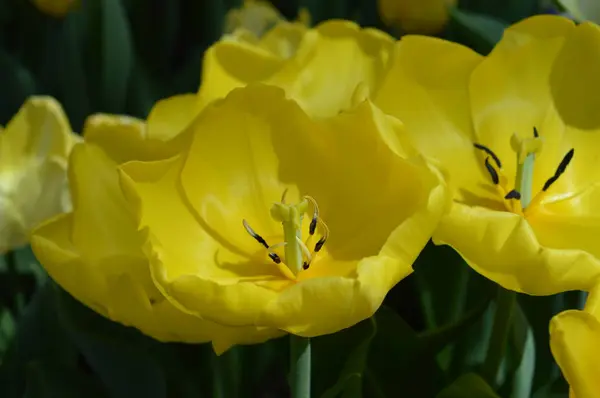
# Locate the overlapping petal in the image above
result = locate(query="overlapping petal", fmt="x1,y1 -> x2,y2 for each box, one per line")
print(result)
31,114 -> 283,354
120,84 -> 448,337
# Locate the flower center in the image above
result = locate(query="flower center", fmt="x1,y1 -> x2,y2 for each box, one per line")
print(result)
242,191 -> 329,277
474,127 -> 575,215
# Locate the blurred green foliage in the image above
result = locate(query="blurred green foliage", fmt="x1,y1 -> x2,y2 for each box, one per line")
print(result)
0,0 -> 581,397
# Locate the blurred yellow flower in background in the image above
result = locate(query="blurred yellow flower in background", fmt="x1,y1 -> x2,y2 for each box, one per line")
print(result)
33,84 -> 448,349
32,0 -> 78,18
377,0 -> 457,35
374,15 -> 600,295
0,97 -> 79,254
550,285 -> 600,398
149,19 -> 394,141
558,0 -> 600,24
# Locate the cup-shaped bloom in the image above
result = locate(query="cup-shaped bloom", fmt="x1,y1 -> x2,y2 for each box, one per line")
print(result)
0,97 -> 79,254
34,83 -> 446,347
377,0 -> 457,35
31,111 -> 284,354
374,15 -> 600,295
550,286 -> 600,398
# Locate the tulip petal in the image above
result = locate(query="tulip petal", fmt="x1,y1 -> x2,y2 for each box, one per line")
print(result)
197,41 -> 285,112
374,36 -> 496,205
434,203 -> 600,294
469,16 -> 575,185
83,114 -> 186,163
269,20 -> 394,118
550,310 -> 600,398
146,94 -> 199,141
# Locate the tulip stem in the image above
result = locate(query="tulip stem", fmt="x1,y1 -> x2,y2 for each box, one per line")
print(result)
482,286 -> 517,386
290,335 -> 311,398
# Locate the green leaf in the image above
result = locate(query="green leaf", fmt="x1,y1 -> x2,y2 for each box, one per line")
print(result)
56,286 -> 167,398
0,50 -> 36,124
312,316 -> 376,397
366,307 -> 446,397
23,361 -> 107,398
447,8 -> 507,55
436,373 -> 501,398
321,318 -> 376,398
84,0 -> 133,113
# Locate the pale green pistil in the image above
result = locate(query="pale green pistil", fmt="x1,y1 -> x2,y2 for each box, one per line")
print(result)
270,199 -> 308,274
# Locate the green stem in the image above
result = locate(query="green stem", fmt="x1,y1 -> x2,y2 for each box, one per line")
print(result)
211,348 -> 240,398
290,335 -> 311,398
482,286 -> 517,386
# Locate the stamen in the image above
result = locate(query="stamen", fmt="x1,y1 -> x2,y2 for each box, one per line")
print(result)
269,252 -> 281,264
242,219 -> 270,249
504,189 -> 521,200
314,237 -> 326,253
533,126 -> 539,138
296,236 -> 313,265
474,143 -> 502,168
281,188 -> 289,204
484,157 -> 500,185
304,195 -> 319,235
543,149 -> 575,192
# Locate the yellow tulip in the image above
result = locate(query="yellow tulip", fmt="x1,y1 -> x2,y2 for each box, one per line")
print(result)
150,20 -> 394,143
31,111 -> 284,354
0,97 -> 79,254
374,15 -> 600,295
32,0 -> 78,17
550,285 -> 600,398
33,83 -> 448,349
377,0 -> 458,35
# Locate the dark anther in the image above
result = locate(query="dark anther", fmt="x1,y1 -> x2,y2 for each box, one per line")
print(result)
533,127 -> 539,138
474,143 -> 502,168
269,252 -> 281,264
504,189 -> 521,200
484,157 -> 500,185
243,220 -> 270,249
542,149 -> 575,192
303,262 -> 310,270
314,237 -> 326,253
309,217 -> 317,236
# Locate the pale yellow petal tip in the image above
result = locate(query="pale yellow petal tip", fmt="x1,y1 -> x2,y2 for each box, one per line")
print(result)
225,1 -> 284,38
559,0 -> 600,24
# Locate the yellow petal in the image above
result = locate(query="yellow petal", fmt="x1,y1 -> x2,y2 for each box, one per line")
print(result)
434,203 -> 600,294
0,96 -> 76,253
550,310 -> 600,398
269,20 -> 394,118
224,1 -> 284,38
146,94 -> 198,142
32,0 -> 78,17
374,36 -> 494,204
259,21 -> 308,59
139,83 -> 446,335
469,16 -> 575,186
197,40 -> 285,112
31,140 -> 282,350
83,113 -> 187,162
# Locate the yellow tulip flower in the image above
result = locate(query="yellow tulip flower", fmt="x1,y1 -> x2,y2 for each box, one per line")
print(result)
377,0 -> 458,35
0,97 -> 79,254
31,111 -> 284,354
32,0 -> 78,17
145,20 -> 394,143
550,285 -> 600,398
34,83 -> 448,348
374,15 -> 600,295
